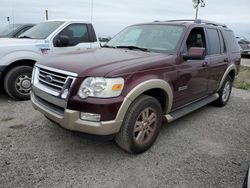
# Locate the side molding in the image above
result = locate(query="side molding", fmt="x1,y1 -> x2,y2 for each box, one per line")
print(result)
217,64 -> 237,92
115,79 -> 173,122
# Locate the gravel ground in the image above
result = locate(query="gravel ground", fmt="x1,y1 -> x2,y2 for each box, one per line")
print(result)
0,88 -> 249,188
241,58 -> 250,67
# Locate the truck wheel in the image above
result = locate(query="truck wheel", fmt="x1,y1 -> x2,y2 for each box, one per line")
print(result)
214,76 -> 233,107
4,66 -> 33,100
115,95 -> 162,154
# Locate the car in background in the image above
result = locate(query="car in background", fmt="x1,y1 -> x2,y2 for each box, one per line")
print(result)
99,37 -> 111,46
0,24 -> 35,38
236,37 -> 250,57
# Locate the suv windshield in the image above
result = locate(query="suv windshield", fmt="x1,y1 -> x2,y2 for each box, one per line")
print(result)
19,21 -> 64,39
0,24 -> 21,37
106,24 -> 185,53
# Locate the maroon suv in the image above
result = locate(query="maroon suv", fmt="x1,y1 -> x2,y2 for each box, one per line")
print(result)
31,19 -> 241,154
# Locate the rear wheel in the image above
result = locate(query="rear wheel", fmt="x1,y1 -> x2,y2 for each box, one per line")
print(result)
214,76 -> 233,107
115,95 -> 162,154
4,66 -> 33,100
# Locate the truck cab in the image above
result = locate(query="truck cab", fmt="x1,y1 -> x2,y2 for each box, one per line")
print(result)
0,19 -> 100,100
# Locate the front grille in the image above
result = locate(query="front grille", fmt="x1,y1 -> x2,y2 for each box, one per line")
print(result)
38,68 -> 68,92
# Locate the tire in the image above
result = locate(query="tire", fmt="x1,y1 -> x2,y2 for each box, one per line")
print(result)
214,76 -> 233,107
4,66 -> 33,100
115,95 -> 163,154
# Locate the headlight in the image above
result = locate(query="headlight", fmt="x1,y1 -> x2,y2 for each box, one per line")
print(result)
78,77 -> 124,99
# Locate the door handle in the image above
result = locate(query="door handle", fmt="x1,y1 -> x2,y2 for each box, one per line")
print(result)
224,58 -> 229,62
202,61 -> 208,67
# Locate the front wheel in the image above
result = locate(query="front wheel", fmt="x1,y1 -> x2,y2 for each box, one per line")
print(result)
4,66 -> 33,100
115,95 -> 162,154
214,76 -> 233,107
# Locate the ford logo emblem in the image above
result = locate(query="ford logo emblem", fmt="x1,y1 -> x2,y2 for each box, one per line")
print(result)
44,75 -> 53,83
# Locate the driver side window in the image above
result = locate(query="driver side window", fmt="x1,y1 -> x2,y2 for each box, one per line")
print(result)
184,28 -> 206,54
54,24 -> 90,47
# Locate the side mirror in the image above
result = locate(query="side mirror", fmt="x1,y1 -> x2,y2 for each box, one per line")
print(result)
56,35 -> 69,47
183,47 -> 206,60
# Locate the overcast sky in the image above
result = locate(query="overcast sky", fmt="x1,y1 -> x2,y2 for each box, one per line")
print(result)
0,0 -> 250,39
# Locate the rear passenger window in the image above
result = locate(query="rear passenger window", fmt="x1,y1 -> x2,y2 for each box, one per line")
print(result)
218,30 -> 226,54
207,28 -> 221,55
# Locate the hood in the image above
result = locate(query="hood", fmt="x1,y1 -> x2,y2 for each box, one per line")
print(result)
0,38 -> 45,47
37,48 -> 172,77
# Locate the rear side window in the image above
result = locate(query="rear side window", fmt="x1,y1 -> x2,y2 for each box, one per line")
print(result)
206,28 -> 221,55
224,30 -> 240,53
218,30 -> 226,53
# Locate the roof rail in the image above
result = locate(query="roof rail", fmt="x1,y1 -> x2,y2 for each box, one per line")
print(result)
166,19 -> 196,22
194,19 -> 227,28
164,19 -> 227,28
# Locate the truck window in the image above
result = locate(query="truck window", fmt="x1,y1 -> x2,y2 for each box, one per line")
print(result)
19,21 -> 64,39
206,28 -> 221,55
57,24 -> 90,46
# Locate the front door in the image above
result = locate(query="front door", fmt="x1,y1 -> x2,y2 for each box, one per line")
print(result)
173,27 -> 210,109
51,23 -> 92,55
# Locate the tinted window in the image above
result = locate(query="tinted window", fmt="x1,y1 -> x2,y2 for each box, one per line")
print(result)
19,21 -> 64,39
56,24 -> 90,46
185,28 -> 206,54
218,30 -> 226,53
224,31 -> 240,53
107,24 -> 185,53
207,28 -> 221,55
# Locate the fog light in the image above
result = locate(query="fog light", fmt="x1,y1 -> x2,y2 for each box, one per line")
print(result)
80,112 -> 101,122
61,89 -> 69,99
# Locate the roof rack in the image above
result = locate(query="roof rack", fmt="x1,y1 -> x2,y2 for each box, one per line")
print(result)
194,19 -> 227,28
163,19 -> 227,28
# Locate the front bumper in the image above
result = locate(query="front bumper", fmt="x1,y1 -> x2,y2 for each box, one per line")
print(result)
31,93 -> 122,135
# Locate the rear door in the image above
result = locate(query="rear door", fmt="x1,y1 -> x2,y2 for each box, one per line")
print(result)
205,27 -> 228,93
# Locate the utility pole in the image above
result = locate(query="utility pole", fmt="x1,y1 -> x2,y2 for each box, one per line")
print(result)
90,0 -> 93,22
193,0 -> 205,20
7,17 -> 10,25
45,10 -> 49,20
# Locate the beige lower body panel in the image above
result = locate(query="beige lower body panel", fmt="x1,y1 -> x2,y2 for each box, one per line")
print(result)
31,94 -> 122,135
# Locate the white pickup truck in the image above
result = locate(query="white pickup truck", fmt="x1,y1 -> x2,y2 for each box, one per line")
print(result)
0,19 -> 100,100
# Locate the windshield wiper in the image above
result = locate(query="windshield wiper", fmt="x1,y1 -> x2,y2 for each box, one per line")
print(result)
115,45 -> 149,52
18,35 -> 32,39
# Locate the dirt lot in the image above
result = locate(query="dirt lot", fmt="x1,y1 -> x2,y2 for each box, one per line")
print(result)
241,58 -> 250,67
0,87 -> 249,188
